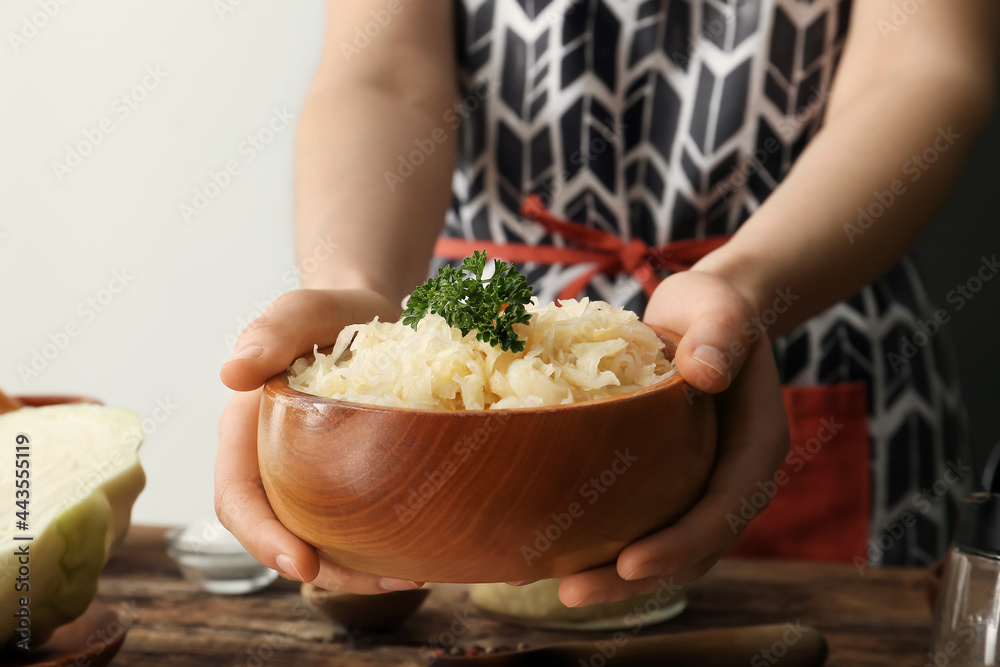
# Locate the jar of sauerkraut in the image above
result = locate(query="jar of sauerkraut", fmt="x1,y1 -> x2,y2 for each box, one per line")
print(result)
468,579 -> 686,631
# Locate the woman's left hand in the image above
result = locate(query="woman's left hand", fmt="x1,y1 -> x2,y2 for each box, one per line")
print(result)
556,270 -> 791,607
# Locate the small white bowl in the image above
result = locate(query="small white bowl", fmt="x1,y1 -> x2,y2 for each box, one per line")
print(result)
167,517 -> 278,595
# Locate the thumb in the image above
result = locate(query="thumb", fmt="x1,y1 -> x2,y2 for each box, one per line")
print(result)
220,288 -> 399,392
645,272 -> 756,394
674,313 -> 752,393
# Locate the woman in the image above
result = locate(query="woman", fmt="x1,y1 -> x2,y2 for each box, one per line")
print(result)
216,0 -> 998,607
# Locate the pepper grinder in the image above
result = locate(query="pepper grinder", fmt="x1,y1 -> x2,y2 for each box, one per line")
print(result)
930,491 -> 1000,666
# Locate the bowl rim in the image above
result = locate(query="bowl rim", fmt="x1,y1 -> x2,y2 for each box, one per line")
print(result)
264,324 -> 692,416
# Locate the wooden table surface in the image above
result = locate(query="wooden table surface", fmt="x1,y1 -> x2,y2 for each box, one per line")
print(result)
95,526 -> 935,666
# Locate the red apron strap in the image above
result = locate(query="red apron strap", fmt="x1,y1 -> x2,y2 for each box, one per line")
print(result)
433,196 -> 731,300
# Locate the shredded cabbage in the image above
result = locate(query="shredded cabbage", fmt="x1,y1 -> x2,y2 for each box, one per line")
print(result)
287,298 -> 674,410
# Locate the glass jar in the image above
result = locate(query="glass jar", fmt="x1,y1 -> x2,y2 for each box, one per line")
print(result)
930,493 -> 1000,666
469,578 -> 686,631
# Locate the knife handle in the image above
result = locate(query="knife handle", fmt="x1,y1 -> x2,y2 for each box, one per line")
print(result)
586,623 -> 828,666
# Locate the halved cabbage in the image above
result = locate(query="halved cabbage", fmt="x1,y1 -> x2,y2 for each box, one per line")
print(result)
0,404 -> 145,648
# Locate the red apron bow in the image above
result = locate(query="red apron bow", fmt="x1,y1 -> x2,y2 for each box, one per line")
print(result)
433,195 -> 731,301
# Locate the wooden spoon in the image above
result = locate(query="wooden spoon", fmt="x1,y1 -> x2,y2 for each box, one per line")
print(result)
0,388 -> 24,415
430,623 -> 828,666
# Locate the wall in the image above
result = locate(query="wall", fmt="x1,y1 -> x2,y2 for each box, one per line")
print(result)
0,0 -> 325,525
1,1 -> 997,528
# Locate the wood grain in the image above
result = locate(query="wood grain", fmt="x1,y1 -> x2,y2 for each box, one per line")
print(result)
431,624 -> 829,666
97,526 -> 934,666
257,327 -> 718,583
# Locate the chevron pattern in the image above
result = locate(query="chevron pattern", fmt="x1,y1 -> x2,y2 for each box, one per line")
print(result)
447,0 -> 854,301
441,0 -> 970,565
774,258 -> 972,566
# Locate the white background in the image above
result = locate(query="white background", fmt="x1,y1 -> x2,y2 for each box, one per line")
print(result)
0,0 -> 326,525
2,0 -> 999,527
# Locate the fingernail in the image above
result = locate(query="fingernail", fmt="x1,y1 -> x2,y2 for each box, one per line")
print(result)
691,345 -> 729,381
624,561 -> 662,581
380,578 -> 422,592
225,345 -> 264,365
567,591 -> 607,608
275,553 -> 303,581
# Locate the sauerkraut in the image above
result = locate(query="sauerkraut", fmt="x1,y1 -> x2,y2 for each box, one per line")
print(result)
287,298 -> 674,410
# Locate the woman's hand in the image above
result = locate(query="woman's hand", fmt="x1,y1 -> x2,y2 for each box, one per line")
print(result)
214,288 -> 425,593
557,271 -> 790,607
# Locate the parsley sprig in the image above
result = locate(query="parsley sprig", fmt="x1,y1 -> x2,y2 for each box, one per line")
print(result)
402,251 -> 534,352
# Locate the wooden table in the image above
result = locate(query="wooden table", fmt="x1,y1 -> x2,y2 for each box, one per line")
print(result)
96,526 -> 935,666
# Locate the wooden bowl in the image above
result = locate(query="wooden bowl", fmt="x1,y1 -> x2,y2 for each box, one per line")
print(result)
15,395 -> 101,407
300,583 -> 430,630
258,326 -> 716,583
0,601 -> 126,667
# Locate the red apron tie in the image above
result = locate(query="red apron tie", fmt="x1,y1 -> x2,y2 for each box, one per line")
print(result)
434,195 -> 731,300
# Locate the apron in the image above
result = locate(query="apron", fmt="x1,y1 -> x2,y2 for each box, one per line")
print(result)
443,0 -> 971,565
435,197 -> 871,562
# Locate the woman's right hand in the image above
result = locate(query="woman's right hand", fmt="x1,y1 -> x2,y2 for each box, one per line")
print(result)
214,288 -> 424,593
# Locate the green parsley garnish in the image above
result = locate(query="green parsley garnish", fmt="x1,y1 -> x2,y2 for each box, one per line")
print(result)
402,250 -> 534,352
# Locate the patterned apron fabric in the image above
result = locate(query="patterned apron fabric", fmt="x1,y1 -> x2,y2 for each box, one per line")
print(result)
440,0 -> 972,565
